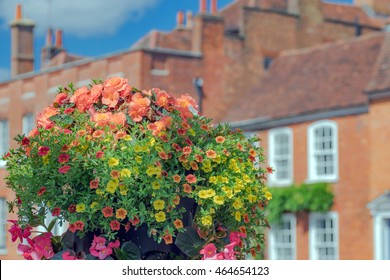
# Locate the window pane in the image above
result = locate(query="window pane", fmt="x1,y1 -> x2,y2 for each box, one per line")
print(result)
0,198 -> 5,249
271,215 -> 296,260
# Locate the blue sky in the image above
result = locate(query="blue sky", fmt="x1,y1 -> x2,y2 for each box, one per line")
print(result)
0,0 -> 353,82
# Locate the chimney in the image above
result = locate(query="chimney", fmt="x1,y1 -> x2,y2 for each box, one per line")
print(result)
299,0 -> 323,26
200,0 -> 207,13
10,3 -> 35,77
186,11 -> 193,29
176,10 -> 185,29
287,0 -> 299,14
55,29 -> 63,48
210,0 -> 218,14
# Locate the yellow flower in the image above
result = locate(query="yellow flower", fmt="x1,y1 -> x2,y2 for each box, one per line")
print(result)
134,145 -> 142,153
209,208 -> 215,214
149,137 -> 155,146
209,176 -> 217,184
248,194 -> 257,203
135,156 -> 142,163
96,189 -> 104,195
90,202 -> 98,210
222,186 -> 234,199
119,184 -> 129,195
155,211 -> 166,222
233,199 -> 243,209
213,196 -> 224,205
235,211 -> 241,222
106,179 -> 118,193
198,189 -> 216,199
153,199 -> 165,210
124,135 -> 132,141
265,190 -> 272,200
146,165 -> 155,176
243,174 -> 251,183
202,166 -> 212,173
76,204 -> 85,212
108,158 -> 119,167
201,215 -> 212,226
120,168 -> 131,178
152,181 -> 160,190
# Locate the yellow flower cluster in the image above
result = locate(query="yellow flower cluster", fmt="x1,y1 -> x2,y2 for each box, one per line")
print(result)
198,189 -> 216,199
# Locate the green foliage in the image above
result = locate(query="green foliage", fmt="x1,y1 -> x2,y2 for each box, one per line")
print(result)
267,183 -> 334,224
174,227 -> 205,258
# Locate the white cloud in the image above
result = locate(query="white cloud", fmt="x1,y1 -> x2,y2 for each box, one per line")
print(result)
0,0 -> 160,37
0,68 -> 10,82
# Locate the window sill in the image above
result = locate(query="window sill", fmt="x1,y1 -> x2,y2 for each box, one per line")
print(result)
305,178 -> 338,184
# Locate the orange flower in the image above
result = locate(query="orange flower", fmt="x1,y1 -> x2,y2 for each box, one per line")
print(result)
102,87 -> 120,108
182,146 -> 192,155
36,106 -> 58,128
183,183 -> 192,194
243,213 -> 250,223
206,149 -> 217,159
116,208 -> 128,220
237,143 -> 244,151
173,195 -> 180,205
132,92 -> 151,107
104,77 -> 127,92
91,112 -> 113,127
110,170 -> 120,179
186,174 -> 197,184
110,112 -> 127,129
155,89 -> 171,109
174,94 -> 198,119
173,219 -> 183,229
195,154 -> 203,163
76,93 -> 93,112
147,116 -> 172,136
115,131 -> 126,140
70,86 -> 89,104
90,84 -> 103,103
215,136 -> 226,143
54,92 -> 68,104
172,174 -> 181,183
92,130 -> 104,138
190,161 -> 199,170
159,152 -> 169,160
249,149 -> 257,157
163,233 -> 173,245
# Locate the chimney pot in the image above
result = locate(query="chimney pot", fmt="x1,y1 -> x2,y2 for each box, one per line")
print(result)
177,10 -> 185,28
46,28 -> 53,46
55,29 -> 63,48
15,3 -> 22,20
200,0 -> 207,13
186,11 -> 193,28
211,0 -> 218,13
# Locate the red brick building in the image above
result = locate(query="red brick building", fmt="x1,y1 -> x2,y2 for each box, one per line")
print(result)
1,0 -> 390,259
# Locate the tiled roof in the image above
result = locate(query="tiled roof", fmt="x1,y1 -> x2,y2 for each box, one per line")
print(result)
365,32 -> 390,93
223,32 -> 385,122
219,0 -> 386,31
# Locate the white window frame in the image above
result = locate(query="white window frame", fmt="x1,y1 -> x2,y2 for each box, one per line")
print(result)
0,198 -> 7,255
22,113 -> 35,136
371,211 -> 390,260
0,120 -> 9,168
268,127 -> 293,186
309,212 -> 339,260
268,213 -> 297,260
307,120 -> 338,182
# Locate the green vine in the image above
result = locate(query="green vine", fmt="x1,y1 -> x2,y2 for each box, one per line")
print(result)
267,182 -> 334,224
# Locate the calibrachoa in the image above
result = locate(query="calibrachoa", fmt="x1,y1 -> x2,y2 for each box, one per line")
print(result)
5,77 -> 271,260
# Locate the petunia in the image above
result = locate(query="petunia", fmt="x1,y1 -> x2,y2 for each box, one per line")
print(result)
58,165 -> 71,174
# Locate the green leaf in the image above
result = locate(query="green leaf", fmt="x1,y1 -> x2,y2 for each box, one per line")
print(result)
85,254 -> 98,260
120,241 -> 141,260
47,218 -> 58,232
174,227 -> 205,258
50,250 -> 68,260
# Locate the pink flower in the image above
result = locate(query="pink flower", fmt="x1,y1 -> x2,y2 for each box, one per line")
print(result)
229,231 -> 245,248
58,165 -> 71,174
223,242 -> 237,260
200,243 -> 217,260
89,235 -> 113,260
8,220 -> 31,243
108,240 -> 120,249
55,92 -> 69,105
21,137 -> 30,146
102,206 -> 113,218
33,232 -> 54,259
62,251 -> 77,260
97,247 -> 112,260
74,220 -> 85,231
185,174 -> 197,184
38,146 -> 50,156
52,207 -> 61,216
58,154 -> 70,164
96,150 -> 104,159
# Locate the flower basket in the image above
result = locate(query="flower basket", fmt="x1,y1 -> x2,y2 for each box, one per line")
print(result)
5,77 -> 271,260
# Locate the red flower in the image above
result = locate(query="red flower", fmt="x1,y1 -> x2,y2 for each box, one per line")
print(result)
195,154 -> 203,163
206,149 -> 217,159
171,143 -> 182,152
96,150 -> 104,159
182,146 -> 192,155
162,233 -> 173,245
69,224 -> 77,233
130,216 -> 140,226
89,179 -> 99,189
58,165 -> 71,174
64,108 -> 74,115
215,136 -> 225,143
58,154 -> 70,164
125,222 -> 131,232
267,166 -> 274,174
110,220 -> 120,231
158,152 -> 169,160
8,220 -> 31,242
183,183 -> 192,194
52,207 -> 61,217
61,144 -> 70,152
21,137 -> 30,146
185,174 -> 197,184
38,146 -> 50,156
172,174 -> 181,183
108,240 -> 120,249
102,206 -> 113,218
74,220 -> 85,231
37,187 -> 47,196
68,204 -> 76,213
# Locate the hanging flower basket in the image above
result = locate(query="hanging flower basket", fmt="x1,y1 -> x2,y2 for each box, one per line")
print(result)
5,77 -> 271,260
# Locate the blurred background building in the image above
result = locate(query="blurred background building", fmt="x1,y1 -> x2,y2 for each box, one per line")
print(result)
1,0 -> 390,259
